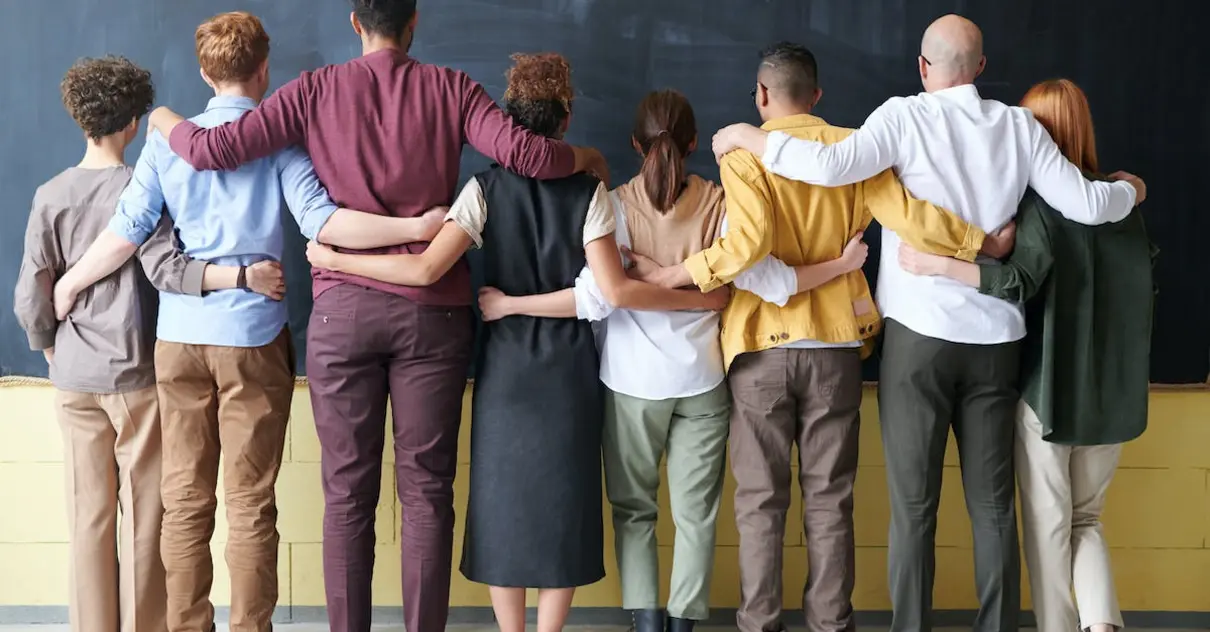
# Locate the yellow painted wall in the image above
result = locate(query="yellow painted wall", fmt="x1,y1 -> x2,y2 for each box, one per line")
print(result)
1,384 -> 1208,612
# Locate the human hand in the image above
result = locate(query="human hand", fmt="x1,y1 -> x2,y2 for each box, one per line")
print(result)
416,207 -> 448,242
980,221 -> 1016,259
573,147 -> 611,188
246,260 -> 286,301
839,233 -> 869,273
712,123 -> 767,163
703,285 -> 732,311
1109,171 -> 1147,206
148,106 -> 184,140
898,242 -> 950,277
620,246 -> 665,282
53,278 -> 80,321
477,286 -> 514,322
306,241 -> 338,271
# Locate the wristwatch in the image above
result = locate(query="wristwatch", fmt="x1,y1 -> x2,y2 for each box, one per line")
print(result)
237,265 -> 248,290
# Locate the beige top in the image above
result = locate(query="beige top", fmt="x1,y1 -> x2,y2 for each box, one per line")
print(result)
614,174 -> 726,266
445,178 -> 616,247
14,166 -> 206,393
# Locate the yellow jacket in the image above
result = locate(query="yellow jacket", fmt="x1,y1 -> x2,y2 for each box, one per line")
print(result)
682,114 -> 985,369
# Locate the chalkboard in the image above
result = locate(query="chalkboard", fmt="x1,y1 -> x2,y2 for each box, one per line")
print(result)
2,0 -> 1206,383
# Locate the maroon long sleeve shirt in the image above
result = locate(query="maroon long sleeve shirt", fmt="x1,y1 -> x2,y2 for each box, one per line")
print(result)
168,49 -> 577,306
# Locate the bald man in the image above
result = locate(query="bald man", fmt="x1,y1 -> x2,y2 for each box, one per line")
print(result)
710,14 -> 1146,632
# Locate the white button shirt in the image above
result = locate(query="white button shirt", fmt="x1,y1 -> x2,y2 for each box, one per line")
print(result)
761,84 -> 1138,345
573,193 -> 815,400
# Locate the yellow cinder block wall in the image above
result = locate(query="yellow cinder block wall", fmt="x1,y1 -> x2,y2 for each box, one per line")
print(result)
1,384 -> 1209,612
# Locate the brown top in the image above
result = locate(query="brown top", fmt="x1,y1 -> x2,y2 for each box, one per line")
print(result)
13,166 -> 206,393
614,174 -> 726,266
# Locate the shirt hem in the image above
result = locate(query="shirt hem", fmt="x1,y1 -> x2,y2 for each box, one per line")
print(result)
601,376 -> 726,402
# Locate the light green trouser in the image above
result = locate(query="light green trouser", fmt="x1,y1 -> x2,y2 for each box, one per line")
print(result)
603,383 -> 731,620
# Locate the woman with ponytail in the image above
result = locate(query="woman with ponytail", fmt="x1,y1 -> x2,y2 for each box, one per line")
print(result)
478,90 -> 838,632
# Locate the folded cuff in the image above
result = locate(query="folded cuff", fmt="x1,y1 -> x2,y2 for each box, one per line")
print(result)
683,252 -> 721,293
27,329 -> 56,351
182,260 -> 207,297
957,225 -> 986,262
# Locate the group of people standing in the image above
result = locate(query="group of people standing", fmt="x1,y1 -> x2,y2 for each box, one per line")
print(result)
14,2 -> 1155,632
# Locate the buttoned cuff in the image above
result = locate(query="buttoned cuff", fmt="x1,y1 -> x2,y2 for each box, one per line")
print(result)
683,252 -> 722,293
27,329 -> 56,351
182,260 -> 207,297
760,131 -> 792,171
957,226 -> 986,262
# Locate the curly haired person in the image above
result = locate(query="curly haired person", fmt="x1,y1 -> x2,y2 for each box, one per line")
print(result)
12,55 -> 252,632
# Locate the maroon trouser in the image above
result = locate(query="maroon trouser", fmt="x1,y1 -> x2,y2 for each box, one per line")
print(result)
306,284 -> 474,632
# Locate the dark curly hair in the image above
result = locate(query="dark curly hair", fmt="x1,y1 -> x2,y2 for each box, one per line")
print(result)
502,53 -> 574,139
350,0 -> 417,39
60,56 -> 155,141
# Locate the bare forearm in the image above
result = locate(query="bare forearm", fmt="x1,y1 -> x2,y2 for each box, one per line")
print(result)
316,209 -> 431,249
201,264 -> 239,291
323,252 -> 437,286
654,264 -> 695,289
60,230 -> 138,296
939,259 -> 982,288
794,260 -> 849,293
502,289 -> 578,318
613,279 -> 712,311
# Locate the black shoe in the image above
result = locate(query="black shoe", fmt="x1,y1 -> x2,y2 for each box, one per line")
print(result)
632,608 -> 666,632
667,616 -> 696,632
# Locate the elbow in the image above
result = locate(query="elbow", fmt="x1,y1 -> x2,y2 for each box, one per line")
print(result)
413,260 -> 444,287
599,282 -> 629,308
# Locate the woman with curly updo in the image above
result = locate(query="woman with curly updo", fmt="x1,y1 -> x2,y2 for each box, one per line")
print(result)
304,52 -> 724,632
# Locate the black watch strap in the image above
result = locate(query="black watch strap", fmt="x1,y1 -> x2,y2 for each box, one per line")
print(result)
236,265 -> 248,290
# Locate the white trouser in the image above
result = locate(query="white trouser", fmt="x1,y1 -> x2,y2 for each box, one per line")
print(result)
1016,401 -> 1124,632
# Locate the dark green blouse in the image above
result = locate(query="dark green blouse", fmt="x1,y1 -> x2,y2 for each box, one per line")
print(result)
978,188 -> 1156,446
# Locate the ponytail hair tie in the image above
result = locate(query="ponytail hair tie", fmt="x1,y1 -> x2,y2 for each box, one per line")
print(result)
656,129 -> 670,137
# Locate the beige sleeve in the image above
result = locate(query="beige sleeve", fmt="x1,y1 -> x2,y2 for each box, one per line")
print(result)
582,181 -> 617,246
443,178 -> 488,248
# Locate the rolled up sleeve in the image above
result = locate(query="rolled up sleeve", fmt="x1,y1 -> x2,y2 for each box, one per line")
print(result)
109,138 -> 168,246
278,147 -> 339,240
682,153 -> 774,291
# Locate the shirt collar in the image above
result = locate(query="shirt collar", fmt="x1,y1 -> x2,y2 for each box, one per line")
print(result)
205,95 -> 258,112
930,83 -> 981,101
760,113 -> 828,131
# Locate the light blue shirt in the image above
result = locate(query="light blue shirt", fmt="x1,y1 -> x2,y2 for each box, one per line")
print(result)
110,96 -> 338,347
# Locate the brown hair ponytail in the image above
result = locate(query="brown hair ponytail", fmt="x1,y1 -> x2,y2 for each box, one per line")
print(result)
634,90 -> 697,212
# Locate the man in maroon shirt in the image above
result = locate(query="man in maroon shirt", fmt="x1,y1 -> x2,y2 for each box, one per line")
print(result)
148,2 -> 609,631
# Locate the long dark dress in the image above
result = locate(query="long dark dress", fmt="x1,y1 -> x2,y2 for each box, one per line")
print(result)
459,166 -> 606,588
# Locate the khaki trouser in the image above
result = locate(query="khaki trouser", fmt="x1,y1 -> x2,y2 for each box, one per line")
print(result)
56,386 -> 166,632
156,330 -> 293,632
603,383 -> 731,620
728,348 -> 863,632
1016,402 -> 1123,632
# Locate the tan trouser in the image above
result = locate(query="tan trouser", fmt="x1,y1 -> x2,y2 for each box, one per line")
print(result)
1017,402 -> 1123,632
728,348 -> 863,632
55,386 -> 166,632
156,331 -> 293,632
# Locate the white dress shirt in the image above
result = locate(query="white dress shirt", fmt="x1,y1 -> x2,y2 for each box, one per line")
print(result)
573,194 -> 851,400
761,84 -> 1137,345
